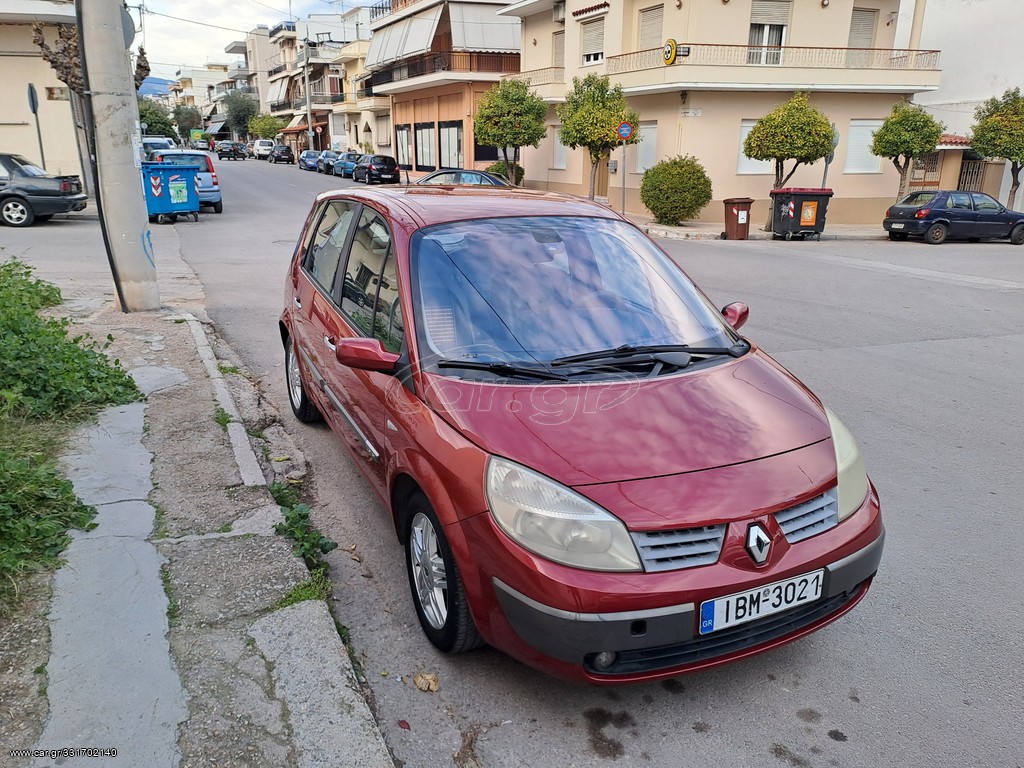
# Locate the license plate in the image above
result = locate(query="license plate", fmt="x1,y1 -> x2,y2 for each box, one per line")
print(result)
380,174 -> 393,179
699,569 -> 824,634
890,222 -> 904,229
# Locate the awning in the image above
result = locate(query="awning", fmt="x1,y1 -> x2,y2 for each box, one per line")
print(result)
280,115 -> 308,134
206,120 -> 226,135
365,5 -> 443,69
265,78 -> 286,103
451,4 -> 521,52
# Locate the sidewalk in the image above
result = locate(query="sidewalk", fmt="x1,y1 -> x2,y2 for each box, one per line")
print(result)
2,223 -> 393,767
625,211 -> 887,241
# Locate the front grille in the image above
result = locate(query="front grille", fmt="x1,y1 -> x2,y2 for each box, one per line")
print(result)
631,525 -> 726,573
774,490 -> 839,544
586,588 -> 859,676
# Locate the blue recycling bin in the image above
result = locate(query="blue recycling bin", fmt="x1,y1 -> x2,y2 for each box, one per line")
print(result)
141,161 -> 201,223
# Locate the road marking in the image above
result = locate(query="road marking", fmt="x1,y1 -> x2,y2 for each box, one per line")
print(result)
794,252 -> 1024,291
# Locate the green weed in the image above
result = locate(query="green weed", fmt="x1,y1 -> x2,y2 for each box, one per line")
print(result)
274,503 -> 338,569
214,406 -> 232,429
276,567 -> 332,608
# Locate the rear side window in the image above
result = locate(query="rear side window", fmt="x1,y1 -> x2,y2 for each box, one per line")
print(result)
303,201 -> 359,296
898,191 -> 938,207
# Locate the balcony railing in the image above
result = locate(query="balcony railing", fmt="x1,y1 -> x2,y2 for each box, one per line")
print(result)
503,67 -> 564,86
373,51 -> 520,85
269,21 -> 296,39
606,44 -> 941,75
269,100 -> 292,112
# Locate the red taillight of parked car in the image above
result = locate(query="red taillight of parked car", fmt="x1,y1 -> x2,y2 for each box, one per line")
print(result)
915,208 -> 931,219
60,179 -> 73,193
206,155 -> 218,185
885,207 -> 891,217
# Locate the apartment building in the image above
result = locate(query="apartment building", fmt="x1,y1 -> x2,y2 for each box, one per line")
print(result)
364,0 -> 521,174
223,26 -> 272,115
0,0 -> 84,178
500,0 -> 940,224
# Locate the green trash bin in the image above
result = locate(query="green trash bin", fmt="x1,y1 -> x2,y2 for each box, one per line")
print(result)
770,188 -> 833,241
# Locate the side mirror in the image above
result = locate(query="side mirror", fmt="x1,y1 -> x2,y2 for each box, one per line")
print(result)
721,302 -> 749,331
336,338 -> 400,373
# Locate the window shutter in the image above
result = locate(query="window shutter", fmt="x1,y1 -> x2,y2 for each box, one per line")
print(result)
847,9 -> 877,48
581,18 -> 605,58
638,5 -> 664,50
843,119 -> 883,173
737,119 -> 773,174
750,0 -> 791,26
552,31 -> 565,68
636,123 -> 657,173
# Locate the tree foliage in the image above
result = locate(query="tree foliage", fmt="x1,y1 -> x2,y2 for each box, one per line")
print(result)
744,92 -> 835,190
137,98 -> 175,138
640,155 -> 713,226
871,102 -> 943,198
556,74 -> 640,199
223,92 -> 259,137
248,114 -> 287,140
971,88 -> 1024,209
474,79 -> 547,187
173,105 -> 202,140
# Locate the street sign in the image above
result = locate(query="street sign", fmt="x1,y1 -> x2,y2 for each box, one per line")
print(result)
27,83 -> 39,115
617,121 -> 634,141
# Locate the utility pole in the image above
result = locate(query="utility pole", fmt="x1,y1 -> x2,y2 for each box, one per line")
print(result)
77,0 -> 160,312
303,38 -> 315,152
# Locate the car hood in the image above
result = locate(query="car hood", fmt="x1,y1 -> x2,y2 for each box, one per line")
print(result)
421,349 -> 830,487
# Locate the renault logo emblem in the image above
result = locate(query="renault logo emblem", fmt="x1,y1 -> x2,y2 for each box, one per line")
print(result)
746,524 -> 772,564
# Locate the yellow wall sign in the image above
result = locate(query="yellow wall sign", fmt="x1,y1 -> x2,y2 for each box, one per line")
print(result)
663,39 -> 678,66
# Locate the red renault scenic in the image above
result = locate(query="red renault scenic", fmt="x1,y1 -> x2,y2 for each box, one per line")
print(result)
280,187 -> 883,684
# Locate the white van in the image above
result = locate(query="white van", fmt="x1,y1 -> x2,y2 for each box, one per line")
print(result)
253,139 -> 275,159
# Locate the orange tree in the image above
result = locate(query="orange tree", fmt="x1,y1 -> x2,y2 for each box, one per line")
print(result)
971,88 -> 1024,209
871,102 -> 943,199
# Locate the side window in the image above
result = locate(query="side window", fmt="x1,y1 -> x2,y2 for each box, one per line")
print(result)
972,193 -> 1000,211
302,200 -> 358,296
949,193 -> 972,210
345,208 -> 393,337
373,251 -> 404,353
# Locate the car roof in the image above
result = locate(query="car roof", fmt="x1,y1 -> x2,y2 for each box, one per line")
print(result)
312,187 -> 623,231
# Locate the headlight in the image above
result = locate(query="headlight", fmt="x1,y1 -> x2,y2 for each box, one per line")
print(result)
824,407 -> 870,521
485,457 -> 642,572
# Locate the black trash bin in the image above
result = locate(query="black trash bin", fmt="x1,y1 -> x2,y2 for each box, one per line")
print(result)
769,187 -> 833,241
722,197 -> 755,240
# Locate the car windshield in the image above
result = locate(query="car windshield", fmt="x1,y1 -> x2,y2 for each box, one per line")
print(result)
411,216 -> 735,376
9,155 -> 47,176
897,191 -> 938,207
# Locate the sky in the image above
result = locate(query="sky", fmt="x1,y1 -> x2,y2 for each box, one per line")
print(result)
129,0 -> 365,80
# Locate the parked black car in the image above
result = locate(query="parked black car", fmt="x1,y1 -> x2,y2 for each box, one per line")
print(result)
316,151 -> 340,174
414,169 -> 512,186
268,145 -> 295,164
884,189 -> 1024,245
352,154 -> 401,184
217,141 -> 247,160
0,153 -> 87,227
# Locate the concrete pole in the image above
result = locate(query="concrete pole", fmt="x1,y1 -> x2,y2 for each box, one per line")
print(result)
908,0 -> 928,50
303,41 -> 315,152
77,0 -> 160,312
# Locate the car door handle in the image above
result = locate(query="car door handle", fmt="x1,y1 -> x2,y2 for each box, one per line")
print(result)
293,297 -> 301,309
324,336 -> 336,352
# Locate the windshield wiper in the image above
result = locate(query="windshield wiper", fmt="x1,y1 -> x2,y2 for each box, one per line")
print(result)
436,359 -> 569,381
550,341 -> 749,367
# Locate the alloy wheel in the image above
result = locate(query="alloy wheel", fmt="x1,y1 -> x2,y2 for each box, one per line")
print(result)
409,512 -> 448,630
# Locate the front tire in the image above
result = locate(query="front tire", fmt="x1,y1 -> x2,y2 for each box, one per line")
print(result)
1,197 -> 35,227
1010,224 -> 1024,245
404,493 -> 483,653
925,222 -> 948,245
285,336 -> 322,423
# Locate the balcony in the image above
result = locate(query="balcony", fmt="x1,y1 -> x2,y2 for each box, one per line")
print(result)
267,54 -> 297,78
297,43 -> 347,67
357,92 -> 390,112
368,0 -> 421,21
269,100 -> 293,114
333,40 -> 370,65
331,94 -> 361,113
604,44 -> 941,95
269,21 -> 297,40
371,51 -> 520,95
503,67 -> 565,102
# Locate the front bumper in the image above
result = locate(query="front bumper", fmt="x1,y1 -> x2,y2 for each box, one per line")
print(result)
493,532 -> 883,678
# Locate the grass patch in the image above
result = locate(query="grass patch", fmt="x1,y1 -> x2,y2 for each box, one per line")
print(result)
276,567 -> 332,608
161,564 -> 179,626
269,480 -> 302,509
215,523 -> 232,534
213,406 -> 232,429
0,258 -> 141,609
217,363 -> 241,376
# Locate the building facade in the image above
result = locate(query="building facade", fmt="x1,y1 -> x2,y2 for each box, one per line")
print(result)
500,0 -> 940,224
364,0 -> 521,175
0,0 -> 85,179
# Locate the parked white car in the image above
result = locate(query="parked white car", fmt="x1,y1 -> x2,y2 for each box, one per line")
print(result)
252,139 -> 275,160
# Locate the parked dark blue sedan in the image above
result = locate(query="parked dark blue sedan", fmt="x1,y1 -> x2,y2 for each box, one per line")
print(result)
298,150 -> 320,171
884,190 -> 1024,244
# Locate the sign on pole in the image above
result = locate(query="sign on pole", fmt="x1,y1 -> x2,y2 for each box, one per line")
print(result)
27,83 -> 46,169
617,121 -> 635,215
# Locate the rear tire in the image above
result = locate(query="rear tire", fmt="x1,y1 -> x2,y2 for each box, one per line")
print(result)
925,222 -> 948,245
404,493 -> 483,653
285,336 -> 322,423
1,197 -> 35,227
212,200 -> 223,214
1010,224 -> 1024,245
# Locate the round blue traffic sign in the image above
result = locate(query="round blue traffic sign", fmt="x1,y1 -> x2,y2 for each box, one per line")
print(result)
617,121 -> 634,140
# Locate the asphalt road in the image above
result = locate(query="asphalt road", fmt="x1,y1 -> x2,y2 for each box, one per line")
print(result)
40,157 -> 1024,768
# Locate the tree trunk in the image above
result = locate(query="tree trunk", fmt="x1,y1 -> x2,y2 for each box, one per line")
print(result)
588,155 -> 599,200
894,158 -> 910,199
1007,162 -> 1021,211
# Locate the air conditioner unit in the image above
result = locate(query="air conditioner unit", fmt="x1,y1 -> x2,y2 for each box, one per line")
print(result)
553,1 -> 565,22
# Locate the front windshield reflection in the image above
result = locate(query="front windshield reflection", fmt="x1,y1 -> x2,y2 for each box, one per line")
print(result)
411,216 -> 733,374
